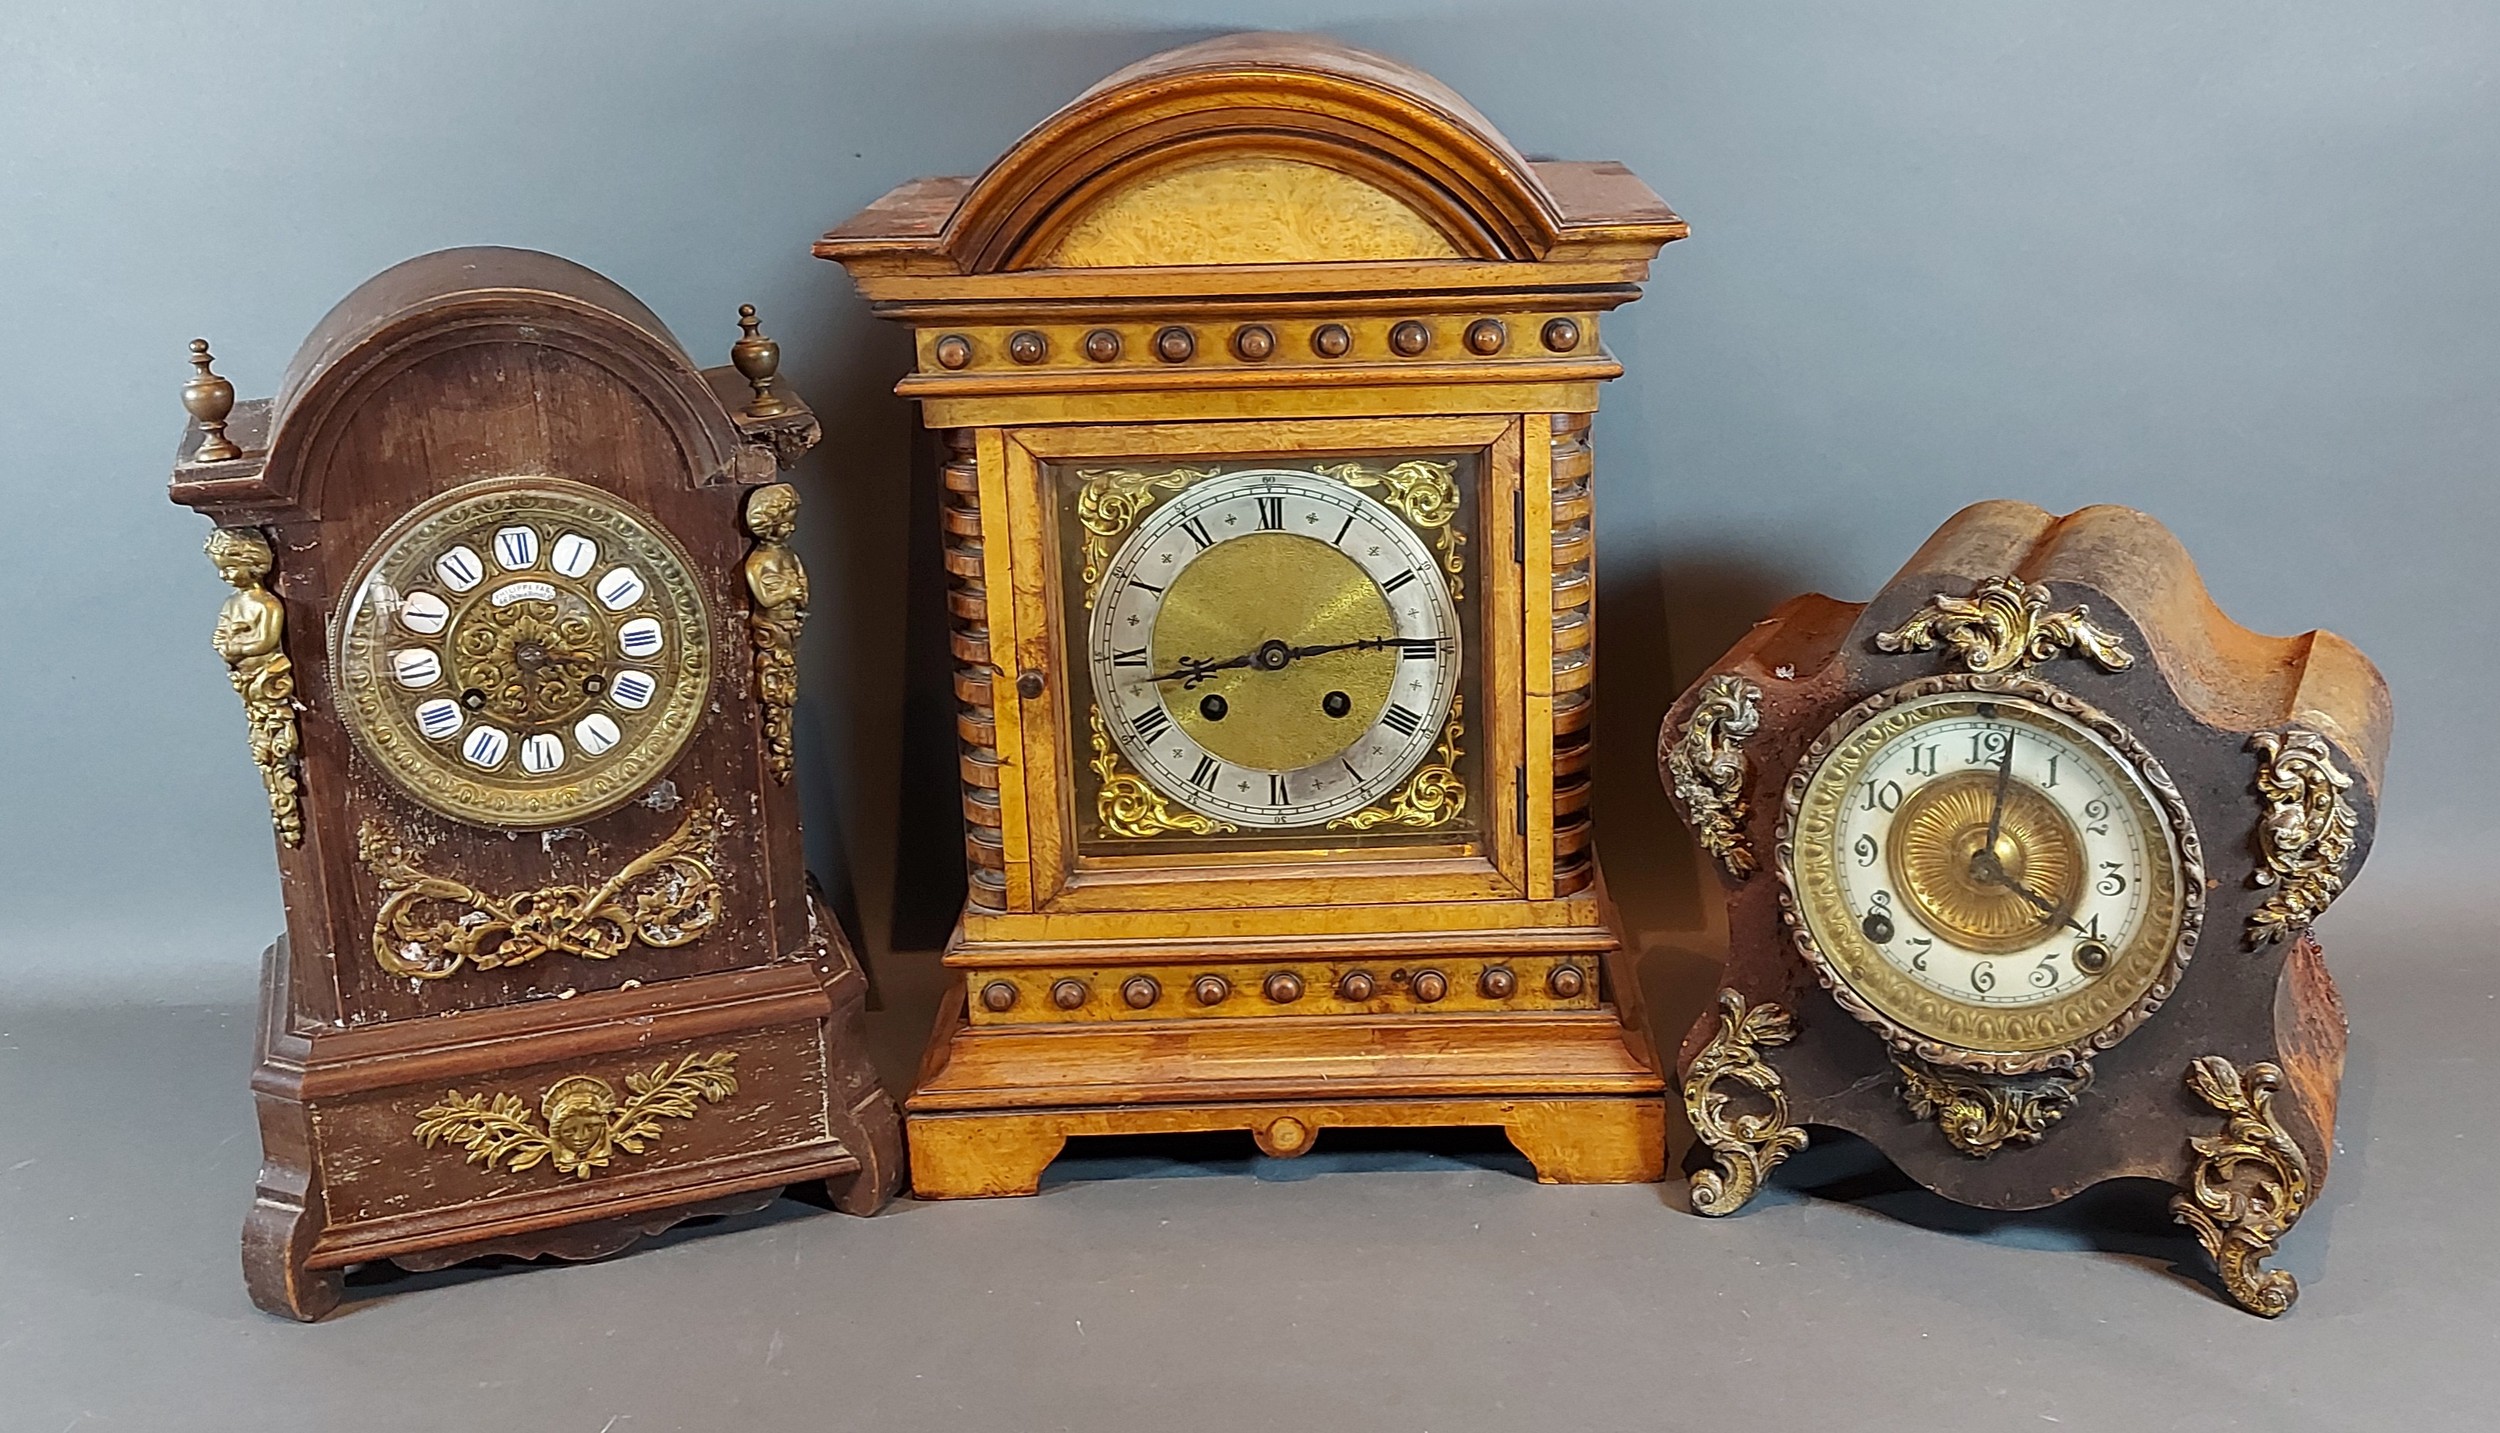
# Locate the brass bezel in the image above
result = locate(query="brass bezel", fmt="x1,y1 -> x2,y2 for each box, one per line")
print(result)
1776,673 -> 2206,1075
333,475 -> 713,829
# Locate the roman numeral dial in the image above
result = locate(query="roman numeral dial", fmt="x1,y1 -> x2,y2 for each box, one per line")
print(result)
1085,467 -> 1465,829
333,476 -> 713,829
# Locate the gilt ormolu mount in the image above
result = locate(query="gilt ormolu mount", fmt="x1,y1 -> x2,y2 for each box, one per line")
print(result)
1661,501 -> 2389,1315
168,248 -> 900,1319
819,34 -> 1687,1195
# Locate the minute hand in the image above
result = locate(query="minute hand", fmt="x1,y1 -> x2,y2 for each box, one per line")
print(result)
1284,636 -> 1396,660
1983,729 -> 2017,853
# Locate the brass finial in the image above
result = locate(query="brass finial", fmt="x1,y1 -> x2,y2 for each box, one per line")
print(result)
184,338 -> 242,462
731,304 -> 795,418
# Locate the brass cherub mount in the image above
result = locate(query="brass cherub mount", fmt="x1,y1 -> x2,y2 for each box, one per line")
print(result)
743,482 -> 808,785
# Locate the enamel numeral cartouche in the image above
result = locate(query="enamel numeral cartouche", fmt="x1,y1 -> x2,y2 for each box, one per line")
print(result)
1087,468 -> 1461,829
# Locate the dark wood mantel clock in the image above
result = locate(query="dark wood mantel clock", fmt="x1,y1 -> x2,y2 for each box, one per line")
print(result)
1660,500 -> 2390,1315
169,247 -> 901,1319
819,34 -> 1686,1195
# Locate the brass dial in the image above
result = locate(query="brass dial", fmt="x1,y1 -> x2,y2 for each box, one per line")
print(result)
334,476 -> 712,828
1152,532 -> 1399,772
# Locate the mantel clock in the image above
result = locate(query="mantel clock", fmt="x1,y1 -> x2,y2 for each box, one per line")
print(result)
820,34 -> 1686,1194
169,248 -> 901,1318
1660,501 -> 2390,1315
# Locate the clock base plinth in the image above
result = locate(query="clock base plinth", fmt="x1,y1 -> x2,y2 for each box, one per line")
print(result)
904,948 -> 1666,1198
241,925 -> 903,1321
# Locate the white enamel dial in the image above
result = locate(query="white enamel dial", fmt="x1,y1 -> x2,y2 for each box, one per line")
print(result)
1087,468 -> 1461,828
1783,680 -> 2197,1066
1824,695 -> 2165,1008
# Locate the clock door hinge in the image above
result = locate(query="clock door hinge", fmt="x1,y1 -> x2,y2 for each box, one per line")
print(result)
1515,765 -> 1529,837
1512,484 -> 1526,565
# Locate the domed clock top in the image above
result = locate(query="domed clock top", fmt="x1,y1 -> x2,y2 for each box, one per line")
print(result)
167,247 -> 896,1320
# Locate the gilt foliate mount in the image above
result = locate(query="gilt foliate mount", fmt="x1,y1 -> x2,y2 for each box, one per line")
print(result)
358,804 -> 725,980
2172,1055 -> 2312,1317
1662,502 -> 2389,1317
1874,575 -> 2133,675
2246,729 -> 2358,948
1072,457 -> 1467,609
413,1051 -> 742,1180
1663,675 -> 1761,879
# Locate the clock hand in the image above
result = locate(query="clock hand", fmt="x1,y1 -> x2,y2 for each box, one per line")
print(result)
1969,850 -> 2091,936
1982,728 -> 2017,856
1138,635 -> 1399,688
1138,651 -> 1258,688
1283,635 -> 1396,661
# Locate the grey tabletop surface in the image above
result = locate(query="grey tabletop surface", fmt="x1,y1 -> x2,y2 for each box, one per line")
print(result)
2,865 -> 2490,1433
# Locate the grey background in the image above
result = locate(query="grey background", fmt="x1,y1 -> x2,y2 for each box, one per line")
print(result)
2,2 -> 2495,1430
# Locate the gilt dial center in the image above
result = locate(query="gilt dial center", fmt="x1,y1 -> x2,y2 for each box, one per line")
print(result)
1889,769 -> 2084,955
1151,530 -> 1398,772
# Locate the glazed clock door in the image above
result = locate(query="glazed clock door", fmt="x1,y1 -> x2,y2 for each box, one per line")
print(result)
1004,417 -> 1530,911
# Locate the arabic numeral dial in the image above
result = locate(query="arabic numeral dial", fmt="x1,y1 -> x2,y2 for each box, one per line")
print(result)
1799,689 -> 2187,1038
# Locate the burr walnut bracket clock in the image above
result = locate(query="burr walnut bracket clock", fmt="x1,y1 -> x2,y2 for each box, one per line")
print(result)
169,248 -> 900,1319
820,35 -> 1685,1195
1660,502 -> 2391,1315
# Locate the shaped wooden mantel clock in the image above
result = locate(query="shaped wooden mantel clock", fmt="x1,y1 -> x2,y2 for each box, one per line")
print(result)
168,248 -> 901,1319
1660,501 -> 2390,1315
819,34 -> 1686,1195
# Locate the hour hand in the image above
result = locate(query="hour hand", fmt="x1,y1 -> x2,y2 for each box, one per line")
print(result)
1139,651 -> 1255,688
1970,851 -> 2088,935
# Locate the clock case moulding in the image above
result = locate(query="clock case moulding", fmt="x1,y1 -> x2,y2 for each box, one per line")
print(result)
168,247 -> 900,1320
1660,499 -> 2391,1315
819,33 -> 1688,1195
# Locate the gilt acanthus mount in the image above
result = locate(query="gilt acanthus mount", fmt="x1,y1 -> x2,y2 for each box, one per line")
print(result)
1875,575 -> 2134,674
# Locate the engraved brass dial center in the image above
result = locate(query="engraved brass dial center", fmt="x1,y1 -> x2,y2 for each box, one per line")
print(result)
451,591 -> 607,727
1887,769 -> 2084,954
1151,531 -> 1397,771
